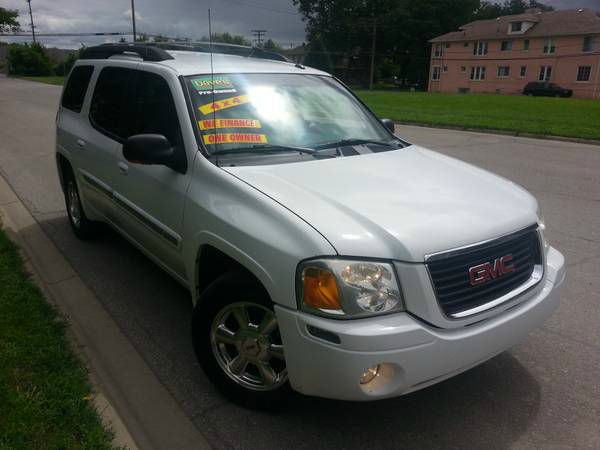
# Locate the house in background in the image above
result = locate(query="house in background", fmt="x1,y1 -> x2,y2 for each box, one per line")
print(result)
428,8 -> 600,98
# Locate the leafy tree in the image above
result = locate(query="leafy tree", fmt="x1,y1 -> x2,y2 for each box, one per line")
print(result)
263,39 -> 283,52
200,32 -> 252,46
0,7 -> 20,33
474,0 -> 553,20
7,43 -> 53,76
54,50 -> 80,76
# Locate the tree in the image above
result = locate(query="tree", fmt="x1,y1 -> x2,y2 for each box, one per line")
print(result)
54,50 -> 80,76
7,43 -> 53,76
474,0 -> 553,20
0,7 -> 20,33
263,39 -> 283,52
200,32 -> 252,46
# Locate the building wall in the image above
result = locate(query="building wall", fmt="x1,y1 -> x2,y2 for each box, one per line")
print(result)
429,34 -> 600,99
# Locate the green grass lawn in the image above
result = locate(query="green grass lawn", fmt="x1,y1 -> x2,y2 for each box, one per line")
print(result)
0,229 -> 115,449
16,76 -> 66,86
356,91 -> 600,141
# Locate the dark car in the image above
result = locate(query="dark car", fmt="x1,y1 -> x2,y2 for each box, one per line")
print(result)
523,82 -> 573,97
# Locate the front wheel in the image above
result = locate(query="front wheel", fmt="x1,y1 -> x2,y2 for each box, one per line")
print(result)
192,272 -> 290,409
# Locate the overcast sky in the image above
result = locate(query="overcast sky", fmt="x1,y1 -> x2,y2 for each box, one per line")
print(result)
1,0 -> 599,49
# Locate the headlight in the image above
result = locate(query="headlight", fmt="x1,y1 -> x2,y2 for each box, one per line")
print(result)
297,259 -> 404,318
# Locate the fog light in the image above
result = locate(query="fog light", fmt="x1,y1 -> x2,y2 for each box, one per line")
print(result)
360,364 -> 381,385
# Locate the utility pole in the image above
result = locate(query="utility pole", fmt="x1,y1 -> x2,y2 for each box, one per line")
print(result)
369,17 -> 377,91
251,29 -> 267,47
26,0 -> 36,43
131,0 -> 137,42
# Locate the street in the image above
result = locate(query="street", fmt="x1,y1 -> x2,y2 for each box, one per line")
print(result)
1,76 -> 599,449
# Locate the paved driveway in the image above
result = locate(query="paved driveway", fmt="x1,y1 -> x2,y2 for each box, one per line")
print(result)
1,76 -> 599,449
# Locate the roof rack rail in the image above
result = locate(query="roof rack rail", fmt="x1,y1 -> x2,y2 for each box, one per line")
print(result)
79,44 -> 174,62
148,41 -> 289,63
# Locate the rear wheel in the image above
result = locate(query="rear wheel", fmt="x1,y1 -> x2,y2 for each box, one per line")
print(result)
192,272 -> 290,409
63,169 -> 98,240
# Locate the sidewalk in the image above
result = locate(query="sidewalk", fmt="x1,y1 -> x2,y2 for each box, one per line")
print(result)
0,173 -> 210,450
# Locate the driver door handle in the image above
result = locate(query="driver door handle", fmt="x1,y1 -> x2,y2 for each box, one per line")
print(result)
76,139 -> 86,149
118,162 -> 129,175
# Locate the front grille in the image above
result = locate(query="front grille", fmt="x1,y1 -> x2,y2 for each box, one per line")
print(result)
427,226 -> 542,318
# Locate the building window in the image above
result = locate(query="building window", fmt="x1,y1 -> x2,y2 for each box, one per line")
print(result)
497,66 -> 510,77
443,65 -> 448,72
520,66 -> 527,77
539,66 -> 552,81
583,36 -> 596,52
470,66 -> 486,81
461,66 -> 466,72
511,22 -> 523,32
543,38 -> 555,54
523,39 -> 530,51
432,66 -> 441,80
501,41 -> 513,51
445,43 -> 451,49
433,44 -> 442,58
473,41 -> 488,56
464,42 -> 469,47
577,66 -> 592,82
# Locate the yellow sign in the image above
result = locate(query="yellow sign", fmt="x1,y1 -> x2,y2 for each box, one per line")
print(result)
199,95 -> 250,115
203,133 -> 268,145
199,118 -> 262,130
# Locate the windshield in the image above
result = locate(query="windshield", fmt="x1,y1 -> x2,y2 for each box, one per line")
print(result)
185,73 -> 396,156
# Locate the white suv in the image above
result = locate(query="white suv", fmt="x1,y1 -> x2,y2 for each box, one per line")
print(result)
55,43 -> 565,409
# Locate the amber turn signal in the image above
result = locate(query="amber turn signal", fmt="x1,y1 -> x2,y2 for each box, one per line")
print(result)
302,267 -> 342,310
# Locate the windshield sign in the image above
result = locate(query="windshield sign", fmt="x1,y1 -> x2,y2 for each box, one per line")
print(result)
186,74 -> 396,157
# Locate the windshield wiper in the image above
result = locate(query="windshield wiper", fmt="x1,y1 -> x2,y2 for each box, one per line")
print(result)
313,138 -> 397,151
211,144 -> 316,156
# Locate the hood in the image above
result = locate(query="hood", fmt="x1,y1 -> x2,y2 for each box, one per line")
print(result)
224,146 -> 539,262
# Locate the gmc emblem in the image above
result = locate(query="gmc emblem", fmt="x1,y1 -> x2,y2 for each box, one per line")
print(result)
468,255 -> 515,286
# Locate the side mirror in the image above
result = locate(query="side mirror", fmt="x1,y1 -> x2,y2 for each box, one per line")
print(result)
381,118 -> 395,133
123,134 -> 186,173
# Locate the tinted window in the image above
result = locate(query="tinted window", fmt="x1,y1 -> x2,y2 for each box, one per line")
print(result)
131,72 -> 181,146
90,67 -> 137,140
61,65 -> 94,112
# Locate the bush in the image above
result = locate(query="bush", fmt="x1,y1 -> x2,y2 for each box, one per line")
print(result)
54,51 -> 79,76
7,43 -> 53,76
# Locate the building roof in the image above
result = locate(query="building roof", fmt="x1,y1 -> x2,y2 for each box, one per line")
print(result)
430,8 -> 600,43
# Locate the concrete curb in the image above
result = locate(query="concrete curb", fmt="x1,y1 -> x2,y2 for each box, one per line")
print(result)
394,122 -> 600,147
0,173 -> 211,450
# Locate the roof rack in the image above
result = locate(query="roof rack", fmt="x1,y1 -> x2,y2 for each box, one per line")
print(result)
79,44 -> 174,62
148,41 -> 290,62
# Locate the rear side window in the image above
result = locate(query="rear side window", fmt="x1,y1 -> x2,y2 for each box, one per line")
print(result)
61,65 -> 94,112
89,67 -> 137,141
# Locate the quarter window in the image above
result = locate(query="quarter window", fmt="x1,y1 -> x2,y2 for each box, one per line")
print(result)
583,36 -> 595,52
577,66 -> 592,82
473,41 -> 488,56
539,66 -> 552,81
497,66 -> 510,77
432,66 -> 441,80
501,41 -> 513,51
61,65 -> 94,113
470,66 -> 486,81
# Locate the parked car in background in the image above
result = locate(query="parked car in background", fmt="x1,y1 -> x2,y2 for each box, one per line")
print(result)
523,82 -> 573,98
55,43 -> 565,409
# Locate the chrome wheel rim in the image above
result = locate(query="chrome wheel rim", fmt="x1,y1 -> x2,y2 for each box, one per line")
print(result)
67,181 -> 82,228
210,302 -> 287,391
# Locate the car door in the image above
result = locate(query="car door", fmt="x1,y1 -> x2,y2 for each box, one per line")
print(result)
110,68 -> 193,283
82,64 -> 137,217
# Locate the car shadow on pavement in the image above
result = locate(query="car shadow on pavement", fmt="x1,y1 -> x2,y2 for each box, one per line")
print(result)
38,215 -> 542,450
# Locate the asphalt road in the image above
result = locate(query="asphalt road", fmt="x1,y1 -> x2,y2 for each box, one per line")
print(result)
1,76 -> 599,449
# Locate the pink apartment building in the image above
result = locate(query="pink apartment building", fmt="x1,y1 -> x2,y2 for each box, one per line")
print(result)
428,8 -> 600,98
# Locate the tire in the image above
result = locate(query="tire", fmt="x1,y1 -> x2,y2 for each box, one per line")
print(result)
192,272 -> 291,409
63,168 -> 98,240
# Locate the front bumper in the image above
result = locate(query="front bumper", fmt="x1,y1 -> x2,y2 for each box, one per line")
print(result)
276,247 -> 565,401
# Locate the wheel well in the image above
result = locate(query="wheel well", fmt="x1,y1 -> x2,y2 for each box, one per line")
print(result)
56,153 -> 73,191
196,245 -> 267,300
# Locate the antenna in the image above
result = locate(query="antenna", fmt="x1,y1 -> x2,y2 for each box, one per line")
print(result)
208,9 -> 218,157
